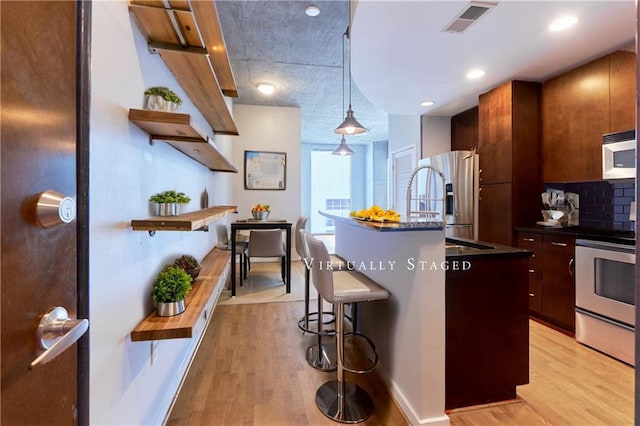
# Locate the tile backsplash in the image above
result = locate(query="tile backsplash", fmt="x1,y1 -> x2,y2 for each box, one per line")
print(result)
544,179 -> 635,231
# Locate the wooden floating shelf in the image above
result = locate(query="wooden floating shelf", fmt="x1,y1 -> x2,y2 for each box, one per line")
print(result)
128,109 -> 237,172
131,205 -> 237,232
131,248 -> 230,342
128,0 -> 239,135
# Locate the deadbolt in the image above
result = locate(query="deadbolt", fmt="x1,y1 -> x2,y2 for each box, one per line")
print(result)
35,190 -> 76,228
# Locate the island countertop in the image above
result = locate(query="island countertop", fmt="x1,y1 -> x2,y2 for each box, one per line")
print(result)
319,211 -> 444,232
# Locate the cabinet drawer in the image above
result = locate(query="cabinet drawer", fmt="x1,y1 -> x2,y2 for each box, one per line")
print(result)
543,235 -> 575,255
529,277 -> 542,314
516,232 -> 543,249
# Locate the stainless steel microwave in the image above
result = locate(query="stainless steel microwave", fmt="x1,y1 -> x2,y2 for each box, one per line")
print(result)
602,130 -> 636,179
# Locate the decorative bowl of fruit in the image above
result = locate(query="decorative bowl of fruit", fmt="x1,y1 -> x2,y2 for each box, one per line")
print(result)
251,204 -> 270,220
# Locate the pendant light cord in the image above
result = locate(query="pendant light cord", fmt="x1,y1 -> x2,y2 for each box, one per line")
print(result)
347,0 -> 352,107
342,27 -> 346,117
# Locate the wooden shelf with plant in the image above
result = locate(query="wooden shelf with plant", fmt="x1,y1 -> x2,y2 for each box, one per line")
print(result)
131,248 -> 231,342
131,205 -> 238,232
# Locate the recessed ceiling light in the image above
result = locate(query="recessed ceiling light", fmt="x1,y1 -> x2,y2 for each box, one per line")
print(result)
466,69 -> 485,80
549,15 -> 578,32
257,83 -> 275,94
421,101 -> 435,107
304,5 -> 320,17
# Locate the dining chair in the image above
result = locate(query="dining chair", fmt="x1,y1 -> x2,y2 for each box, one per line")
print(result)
215,224 -> 249,281
247,229 -> 286,283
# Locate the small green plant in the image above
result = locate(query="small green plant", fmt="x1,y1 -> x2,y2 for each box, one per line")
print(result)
173,254 -> 201,280
149,190 -> 191,204
144,86 -> 182,105
152,266 -> 193,303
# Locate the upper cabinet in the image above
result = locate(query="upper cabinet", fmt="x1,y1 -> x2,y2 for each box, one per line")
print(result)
542,50 -> 636,183
128,0 -> 239,136
451,106 -> 478,152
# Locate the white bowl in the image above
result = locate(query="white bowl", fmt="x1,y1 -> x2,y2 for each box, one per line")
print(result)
541,210 -> 564,221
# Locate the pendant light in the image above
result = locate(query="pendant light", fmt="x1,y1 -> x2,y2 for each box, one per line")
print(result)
335,0 -> 367,136
332,136 -> 355,156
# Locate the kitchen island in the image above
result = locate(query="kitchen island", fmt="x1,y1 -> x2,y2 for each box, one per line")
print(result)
445,237 -> 531,409
322,212 -> 533,423
320,211 -> 448,425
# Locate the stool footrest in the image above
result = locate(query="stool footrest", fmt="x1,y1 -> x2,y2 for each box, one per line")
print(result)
342,332 -> 379,374
316,380 -> 373,424
297,311 -> 336,335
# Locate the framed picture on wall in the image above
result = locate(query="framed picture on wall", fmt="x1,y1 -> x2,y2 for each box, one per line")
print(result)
244,150 -> 287,190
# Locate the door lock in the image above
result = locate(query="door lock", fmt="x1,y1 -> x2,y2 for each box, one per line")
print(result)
35,190 -> 76,228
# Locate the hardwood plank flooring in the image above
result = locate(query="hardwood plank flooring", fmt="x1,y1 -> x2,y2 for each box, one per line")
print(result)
168,264 -> 634,426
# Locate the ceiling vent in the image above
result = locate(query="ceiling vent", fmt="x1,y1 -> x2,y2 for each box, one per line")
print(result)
442,1 -> 498,33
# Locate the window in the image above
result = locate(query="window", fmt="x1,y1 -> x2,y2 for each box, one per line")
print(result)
309,151 -> 351,233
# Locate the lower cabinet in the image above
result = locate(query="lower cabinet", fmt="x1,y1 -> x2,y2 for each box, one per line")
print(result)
516,230 -> 576,333
446,254 -> 529,409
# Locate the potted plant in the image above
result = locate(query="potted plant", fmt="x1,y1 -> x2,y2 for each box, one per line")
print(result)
173,254 -> 201,280
143,86 -> 183,112
149,190 -> 191,216
152,265 -> 193,316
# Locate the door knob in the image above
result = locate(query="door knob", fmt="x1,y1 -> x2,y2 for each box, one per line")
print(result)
30,307 -> 88,369
35,190 -> 76,228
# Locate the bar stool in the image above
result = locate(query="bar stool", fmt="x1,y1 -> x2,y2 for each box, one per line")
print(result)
302,231 -> 390,423
296,225 -> 338,371
295,218 -> 336,331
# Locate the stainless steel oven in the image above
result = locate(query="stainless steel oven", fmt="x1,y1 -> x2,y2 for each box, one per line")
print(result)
575,239 -> 635,365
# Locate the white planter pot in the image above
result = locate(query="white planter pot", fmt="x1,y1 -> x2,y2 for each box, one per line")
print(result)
156,300 -> 186,317
144,94 -> 179,113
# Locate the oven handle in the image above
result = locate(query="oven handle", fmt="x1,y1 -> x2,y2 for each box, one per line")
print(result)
575,239 -> 636,255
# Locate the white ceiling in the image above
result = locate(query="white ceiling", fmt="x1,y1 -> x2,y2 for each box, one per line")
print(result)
217,1 -> 636,145
352,0 -> 636,116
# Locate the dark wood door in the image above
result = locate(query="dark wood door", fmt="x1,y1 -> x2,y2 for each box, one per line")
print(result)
609,50 -> 637,133
478,183 -> 513,246
541,236 -> 576,333
542,56 -> 610,182
1,2 -> 89,424
478,82 -> 513,185
451,106 -> 478,152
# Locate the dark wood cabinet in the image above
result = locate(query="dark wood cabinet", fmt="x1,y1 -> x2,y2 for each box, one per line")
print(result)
451,106 -> 478,152
541,234 -> 575,333
477,81 -> 541,246
609,50 -> 637,133
446,254 -> 530,409
516,230 -> 575,333
542,50 -> 636,182
478,183 -> 512,246
515,231 -> 543,313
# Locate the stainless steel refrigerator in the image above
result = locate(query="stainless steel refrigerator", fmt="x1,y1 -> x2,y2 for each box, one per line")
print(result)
415,150 -> 478,239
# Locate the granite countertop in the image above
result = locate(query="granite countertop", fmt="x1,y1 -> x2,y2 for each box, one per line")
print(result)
319,211 -> 444,232
514,225 -> 635,246
445,237 -> 532,258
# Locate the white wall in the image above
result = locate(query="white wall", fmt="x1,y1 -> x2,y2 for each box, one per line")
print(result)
90,3 -> 234,424
388,113 -> 421,155
229,104 -> 302,252
421,115 -> 451,158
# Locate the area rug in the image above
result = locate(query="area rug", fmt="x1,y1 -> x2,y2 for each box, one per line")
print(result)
217,261 -> 318,305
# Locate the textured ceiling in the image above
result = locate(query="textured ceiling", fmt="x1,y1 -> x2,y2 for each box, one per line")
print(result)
216,0 -> 389,146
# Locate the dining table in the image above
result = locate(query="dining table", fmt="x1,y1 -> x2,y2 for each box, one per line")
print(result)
230,218 -> 292,297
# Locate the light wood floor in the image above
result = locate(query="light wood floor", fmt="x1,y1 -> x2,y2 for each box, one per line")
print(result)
168,264 -> 634,426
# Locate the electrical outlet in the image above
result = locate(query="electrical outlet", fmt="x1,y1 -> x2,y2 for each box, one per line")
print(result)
630,201 -> 636,222
150,341 -> 158,366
